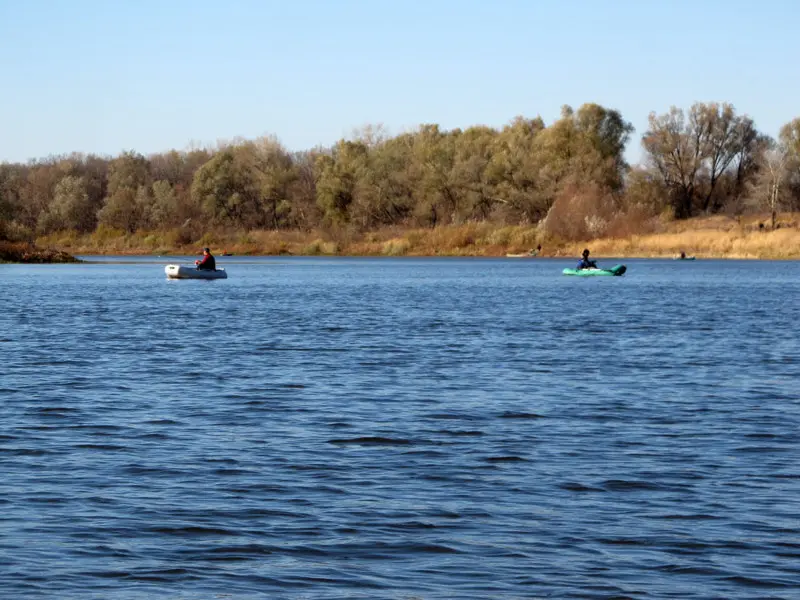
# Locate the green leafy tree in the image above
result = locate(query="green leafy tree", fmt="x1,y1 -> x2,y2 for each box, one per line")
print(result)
315,141 -> 369,226
39,175 -> 95,233
0,164 -> 25,239
571,103 -> 634,189
487,116 -> 548,223
535,104 -> 632,194
288,150 -> 324,228
351,134 -> 414,228
247,137 -> 298,229
407,125 -> 458,227
97,187 -> 143,232
148,180 -> 180,227
449,126 -> 498,221
191,140 -> 296,229
107,151 -> 150,196
192,149 -> 255,226
97,152 -> 151,231
17,161 -> 62,231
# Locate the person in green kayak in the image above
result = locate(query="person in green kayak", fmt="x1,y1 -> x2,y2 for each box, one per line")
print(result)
195,247 -> 216,271
576,248 -> 598,270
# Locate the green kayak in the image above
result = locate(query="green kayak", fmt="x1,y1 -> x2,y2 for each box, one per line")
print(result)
562,264 -> 627,277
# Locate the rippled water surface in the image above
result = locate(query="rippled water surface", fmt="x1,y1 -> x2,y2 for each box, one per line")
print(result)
2,256 -> 799,599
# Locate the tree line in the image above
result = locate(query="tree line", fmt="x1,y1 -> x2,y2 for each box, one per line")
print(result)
2,102 -> 799,243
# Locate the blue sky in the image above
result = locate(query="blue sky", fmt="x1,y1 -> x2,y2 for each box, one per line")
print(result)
1,0 -> 798,164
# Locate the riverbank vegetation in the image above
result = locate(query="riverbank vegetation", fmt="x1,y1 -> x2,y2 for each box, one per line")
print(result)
33,213 -> 800,259
3,102 -> 800,259
0,241 -> 79,263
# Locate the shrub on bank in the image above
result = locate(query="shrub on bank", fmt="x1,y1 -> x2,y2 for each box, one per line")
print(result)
382,238 -> 410,256
303,239 -> 338,255
0,241 -> 80,263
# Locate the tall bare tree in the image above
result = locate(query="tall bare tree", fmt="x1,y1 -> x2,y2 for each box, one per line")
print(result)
746,144 -> 789,229
780,118 -> 800,210
642,102 -> 764,217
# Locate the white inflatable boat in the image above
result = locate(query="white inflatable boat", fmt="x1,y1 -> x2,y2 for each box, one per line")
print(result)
165,265 -> 228,280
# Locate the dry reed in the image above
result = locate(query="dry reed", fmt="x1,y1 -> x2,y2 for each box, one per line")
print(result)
32,213 -> 800,259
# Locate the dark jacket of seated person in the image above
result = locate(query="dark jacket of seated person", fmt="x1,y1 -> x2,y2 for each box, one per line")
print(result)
576,249 -> 597,270
196,249 -> 216,271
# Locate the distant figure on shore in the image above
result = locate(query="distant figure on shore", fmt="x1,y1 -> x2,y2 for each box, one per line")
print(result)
195,247 -> 216,271
680,251 -> 686,259
506,244 -> 542,258
576,248 -> 597,270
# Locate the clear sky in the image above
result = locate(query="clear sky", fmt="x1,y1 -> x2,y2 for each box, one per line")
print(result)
1,0 -> 798,164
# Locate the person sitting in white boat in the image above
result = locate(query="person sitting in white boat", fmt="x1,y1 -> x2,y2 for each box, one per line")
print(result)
195,248 -> 216,271
576,248 -> 598,270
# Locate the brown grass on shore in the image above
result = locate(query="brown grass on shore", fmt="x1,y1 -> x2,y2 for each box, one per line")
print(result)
33,213 -> 800,259
581,215 -> 800,259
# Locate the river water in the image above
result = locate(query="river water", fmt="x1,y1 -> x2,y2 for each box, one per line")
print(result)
1,256 -> 799,599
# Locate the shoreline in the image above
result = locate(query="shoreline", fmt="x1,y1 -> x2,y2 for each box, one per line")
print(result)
29,214 -> 800,261
0,241 -> 81,264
